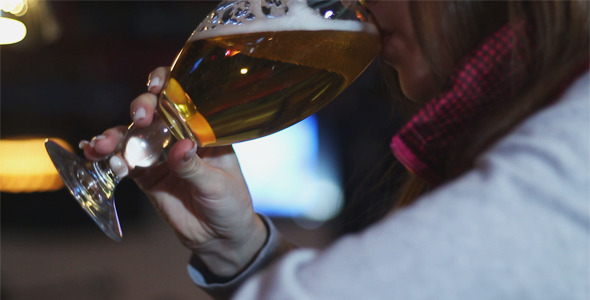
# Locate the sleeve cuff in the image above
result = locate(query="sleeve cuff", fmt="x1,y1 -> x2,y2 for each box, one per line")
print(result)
187,214 -> 293,299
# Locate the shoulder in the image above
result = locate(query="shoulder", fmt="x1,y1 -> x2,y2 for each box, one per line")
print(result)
451,71 -> 589,221
367,71 -> 590,298
523,70 -> 589,134
479,71 -> 589,196
425,71 -> 590,209
417,70 -> 590,236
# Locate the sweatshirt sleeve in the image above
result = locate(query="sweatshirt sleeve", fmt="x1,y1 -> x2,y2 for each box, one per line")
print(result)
187,214 -> 295,299
229,72 -> 590,299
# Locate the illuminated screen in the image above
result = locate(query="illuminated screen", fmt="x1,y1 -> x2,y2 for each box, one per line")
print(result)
233,116 -> 343,221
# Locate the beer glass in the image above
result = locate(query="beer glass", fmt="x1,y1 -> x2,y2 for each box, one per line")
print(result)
45,0 -> 380,241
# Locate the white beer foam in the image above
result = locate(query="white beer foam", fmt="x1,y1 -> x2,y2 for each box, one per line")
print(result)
190,0 -> 377,41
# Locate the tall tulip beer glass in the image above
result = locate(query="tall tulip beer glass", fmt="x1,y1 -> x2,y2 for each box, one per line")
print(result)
46,0 -> 380,241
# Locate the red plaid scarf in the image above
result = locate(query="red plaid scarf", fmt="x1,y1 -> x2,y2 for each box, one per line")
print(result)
390,20 -> 531,184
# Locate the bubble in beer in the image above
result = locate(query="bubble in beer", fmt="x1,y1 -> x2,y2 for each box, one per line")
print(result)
261,0 -> 289,17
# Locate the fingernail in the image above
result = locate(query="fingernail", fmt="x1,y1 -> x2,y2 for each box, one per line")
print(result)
183,142 -> 198,162
133,107 -> 146,122
89,135 -> 106,148
109,155 -> 129,178
78,140 -> 90,149
147,76 -> 161,92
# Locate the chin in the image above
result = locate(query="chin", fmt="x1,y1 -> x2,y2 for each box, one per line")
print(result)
398,71 -> 438,104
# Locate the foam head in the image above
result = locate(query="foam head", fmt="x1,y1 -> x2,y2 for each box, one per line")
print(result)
191,0 -> 377,41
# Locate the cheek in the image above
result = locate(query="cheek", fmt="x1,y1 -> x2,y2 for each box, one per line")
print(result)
382,39 -> 437,103
396,55 -> 438,103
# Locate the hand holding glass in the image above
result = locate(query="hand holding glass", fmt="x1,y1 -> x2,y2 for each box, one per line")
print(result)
46,0 -> 380,241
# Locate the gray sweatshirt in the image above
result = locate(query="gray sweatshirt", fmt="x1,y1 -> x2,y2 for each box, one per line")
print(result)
189,71 -> 590,300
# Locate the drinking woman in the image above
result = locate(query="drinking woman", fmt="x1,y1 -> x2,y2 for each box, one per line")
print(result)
83,1 -> 589,299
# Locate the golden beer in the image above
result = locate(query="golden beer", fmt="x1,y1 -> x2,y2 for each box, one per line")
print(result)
158,29 -> 380,146
43,0 -> 380,241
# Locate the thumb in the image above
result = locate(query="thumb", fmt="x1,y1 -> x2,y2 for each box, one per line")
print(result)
166,139 -> 216,192
167,139 -> 201,176
167,139 -> 247,204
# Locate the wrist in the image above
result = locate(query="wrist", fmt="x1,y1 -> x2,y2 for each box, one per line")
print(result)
195,214 -> 268,278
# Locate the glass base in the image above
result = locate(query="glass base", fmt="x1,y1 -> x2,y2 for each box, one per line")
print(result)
45,140 -> 123,242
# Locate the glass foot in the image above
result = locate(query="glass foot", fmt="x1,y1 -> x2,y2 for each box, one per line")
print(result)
45,140 -> 123,241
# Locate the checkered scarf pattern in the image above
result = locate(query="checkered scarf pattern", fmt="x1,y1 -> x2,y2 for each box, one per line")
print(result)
390,20 -> 531,184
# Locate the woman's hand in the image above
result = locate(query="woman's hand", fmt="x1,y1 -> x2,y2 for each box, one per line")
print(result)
81,67 -> 267,277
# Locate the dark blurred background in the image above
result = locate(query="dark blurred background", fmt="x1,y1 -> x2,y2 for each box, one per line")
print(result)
1,1 -> 398,299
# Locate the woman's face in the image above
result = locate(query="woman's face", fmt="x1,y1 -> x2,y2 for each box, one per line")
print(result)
365,0 -> 437,102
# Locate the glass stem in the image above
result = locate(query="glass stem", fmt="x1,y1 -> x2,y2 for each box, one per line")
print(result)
90,159 -> 119,196
111,113 -> 174,179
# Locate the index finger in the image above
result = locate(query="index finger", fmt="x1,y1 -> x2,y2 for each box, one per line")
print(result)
147,66 -> 170,94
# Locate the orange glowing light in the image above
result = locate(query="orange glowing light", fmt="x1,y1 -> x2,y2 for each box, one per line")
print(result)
0,138 -> 73,193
